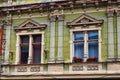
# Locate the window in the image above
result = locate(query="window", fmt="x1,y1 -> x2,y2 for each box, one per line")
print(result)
20,34 -> 42,64
73,30 -> 98,62
14,19 -> 47,64
32,35 -> 41,64
20,35 -> 29,64
67,14 -> 103,63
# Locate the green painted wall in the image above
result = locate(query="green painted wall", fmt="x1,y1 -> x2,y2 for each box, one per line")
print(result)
10,11 -> 113,63
64,11 -> 108,61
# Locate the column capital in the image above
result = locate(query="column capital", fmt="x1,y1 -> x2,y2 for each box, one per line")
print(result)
116,9 -> 120,16
107,9 -> 114,17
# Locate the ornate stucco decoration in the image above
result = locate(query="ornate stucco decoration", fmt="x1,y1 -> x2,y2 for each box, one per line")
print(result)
107,9 -> 114,17
14,19 -> 47,32
67,14 -> 103,28
116,9 -> 120,16
49,10 -> 64,22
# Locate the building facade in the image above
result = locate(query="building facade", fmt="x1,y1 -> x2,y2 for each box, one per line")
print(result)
0,0 -> 120,79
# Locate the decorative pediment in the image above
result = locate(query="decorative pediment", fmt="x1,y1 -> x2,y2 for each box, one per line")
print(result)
67,14 -> 103,28
14,19 -> 47,31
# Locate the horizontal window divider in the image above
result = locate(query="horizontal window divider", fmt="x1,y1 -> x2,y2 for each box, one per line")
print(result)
20,44 -> 29,46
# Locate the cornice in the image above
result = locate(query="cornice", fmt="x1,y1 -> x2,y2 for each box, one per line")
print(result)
0,0 -> 118,15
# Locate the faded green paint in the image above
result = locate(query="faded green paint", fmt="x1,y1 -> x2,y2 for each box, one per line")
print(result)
44,27 -> 50,63
55,21 -> 58,60
64,11 -> 108,62
63,25 -> 70,62
113,16 -> 117,58
13,19 -> 27,26
10,27 -> 16,64
101,22 -> 108,61
10,11 -> 111,63
88,11 -> 108,61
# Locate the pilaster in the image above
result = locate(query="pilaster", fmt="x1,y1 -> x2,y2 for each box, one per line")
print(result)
107,9 -> 115,61
56,14 -> 64,63
4,14 -> 12,64
116,9 -> 120,60
48,15 -> 56,63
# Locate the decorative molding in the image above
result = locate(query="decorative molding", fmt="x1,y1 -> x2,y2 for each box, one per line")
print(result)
57,15 -> 64,21
107,9 -> 114,17
14,19 -> 47,31
49,15 -> 56,22
67,14 -> 103,28
49,10 -> 64,21
116,9 -> 120,16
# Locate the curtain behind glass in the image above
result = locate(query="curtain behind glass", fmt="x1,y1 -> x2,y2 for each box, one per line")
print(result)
88,42 -> 98,58
88,31 -> 98,59
74,32 -> 84,59
88,31 -> 98,40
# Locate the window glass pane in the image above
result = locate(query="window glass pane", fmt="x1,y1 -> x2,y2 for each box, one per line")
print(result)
74,32 -> 84,40
74,43 -> 84,59
33,45 -> 41,64
33,34 -> 41,43
20,35 -> 29,43
88,42 -> 98,59
88,31 -> 98,40
20,46 -> 29,64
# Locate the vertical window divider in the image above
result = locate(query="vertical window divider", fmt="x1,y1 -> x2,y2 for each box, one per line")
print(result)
84,31 -> 87,62
28,35 -> 33,64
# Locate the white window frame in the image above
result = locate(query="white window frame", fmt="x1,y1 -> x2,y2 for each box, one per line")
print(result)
15,31 -> 44,64
70,27 -> 102,62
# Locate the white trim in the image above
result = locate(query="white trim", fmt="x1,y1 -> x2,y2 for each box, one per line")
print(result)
41,33 -> 44,63
16,32 -> 44,35
70,28 -> 99,32
70,27 -> 102,62
28,35 -> 33,64
70,31 -> 73,62
15,31 -> 44,64
15,35 -> 20,64
84,31 -> 88,62
98,29 -> 102,62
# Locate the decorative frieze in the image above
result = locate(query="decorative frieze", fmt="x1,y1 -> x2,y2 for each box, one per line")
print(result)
87,65 -> 98,71
30,67 -> 40,72
17,66 -> 41,72
70,63 -> 101,72
17,67 -> 27,72
72,65 -> 83,71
